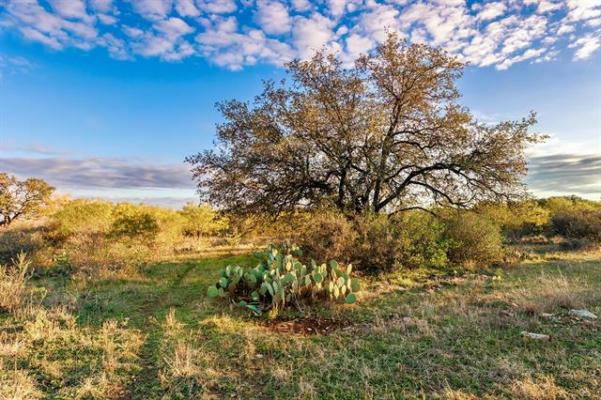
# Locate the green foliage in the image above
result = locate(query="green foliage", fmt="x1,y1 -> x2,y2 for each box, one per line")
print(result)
51,199 -> 115,238
352,212 -> 450,272
110,204 -> 160,241
443,211 -> 504,268
298,211 -> 450,273
179,203 -> 229,238
206,245 -> 361,316
476,201 -> 549,240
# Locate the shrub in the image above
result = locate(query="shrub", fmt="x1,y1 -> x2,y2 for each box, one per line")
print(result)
0,252 -> 33,313
51,199 -> 114,238
206,245 -> 361,317
443,211 -> 504,268
295,211 -> 357,264
0,228 -> 45,264
476,201 -> 549,242
109,204 -> 160,242
351,212 -> 450,272
549,211 -> 601,243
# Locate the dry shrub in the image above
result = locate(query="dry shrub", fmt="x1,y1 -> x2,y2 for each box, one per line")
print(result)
0,253 -> 33,313
443,211 -> 504,269
0,226 -> 45,265
295,211 -> 357,264
550,211 -> 601,243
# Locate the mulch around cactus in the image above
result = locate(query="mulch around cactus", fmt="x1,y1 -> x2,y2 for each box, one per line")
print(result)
262,317 -> 353,335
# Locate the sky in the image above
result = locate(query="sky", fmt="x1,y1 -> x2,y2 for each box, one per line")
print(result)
0,0 -> 600,207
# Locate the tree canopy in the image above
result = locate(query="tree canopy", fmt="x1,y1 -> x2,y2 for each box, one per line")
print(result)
187,33 -> 544,216
0,173 -> 55,227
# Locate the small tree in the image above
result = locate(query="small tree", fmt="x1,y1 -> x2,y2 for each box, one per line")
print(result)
187,33 -> 544,217
0,173 -> 54,227
179,203 -> 228,238
109,203 -> 160,242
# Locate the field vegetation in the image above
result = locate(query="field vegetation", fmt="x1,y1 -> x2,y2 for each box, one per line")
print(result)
2,33 -> 600,399
0,194 -> 600,399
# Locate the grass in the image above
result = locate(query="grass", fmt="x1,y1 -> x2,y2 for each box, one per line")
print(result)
1,248 -> 600,399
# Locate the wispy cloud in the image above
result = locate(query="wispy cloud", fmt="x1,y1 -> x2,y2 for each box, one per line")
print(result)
0,55 -> 35,77
527,153 -> 601,198
1,0 -> 600,70
0,156 -> 193,190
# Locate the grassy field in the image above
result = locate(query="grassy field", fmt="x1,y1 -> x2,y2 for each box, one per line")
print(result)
1,247 -> 600,399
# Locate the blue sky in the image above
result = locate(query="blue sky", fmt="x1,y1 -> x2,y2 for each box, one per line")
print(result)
1,0 -> 600,206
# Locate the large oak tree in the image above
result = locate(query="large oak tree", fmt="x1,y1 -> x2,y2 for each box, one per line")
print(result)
187,33 -> 543,216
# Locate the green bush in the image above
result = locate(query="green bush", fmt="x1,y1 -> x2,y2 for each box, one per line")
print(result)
443,211 -> 504,268
179,203 -> 229,238
352,212 -> 450,272
207,245 -> 361,317
297,211 -> 450,273
51,199 -> 114,238
110,205 -> 160,242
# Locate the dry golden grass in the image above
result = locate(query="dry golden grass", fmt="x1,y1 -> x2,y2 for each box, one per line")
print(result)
0,360 -> 42,400
508,375 -> 568,400
0,253 -> 33,313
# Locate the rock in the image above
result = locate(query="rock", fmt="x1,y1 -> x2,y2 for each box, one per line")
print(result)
569,309 -> 598,320
521,331 -> 550,341
540,313 -> 554,319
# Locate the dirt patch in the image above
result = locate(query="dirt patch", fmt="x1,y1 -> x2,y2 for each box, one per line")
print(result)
262,317 -> 353,336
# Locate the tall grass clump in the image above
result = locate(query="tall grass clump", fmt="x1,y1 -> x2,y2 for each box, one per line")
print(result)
0,252 -> 33,313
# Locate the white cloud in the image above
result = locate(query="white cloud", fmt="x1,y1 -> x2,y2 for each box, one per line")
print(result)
49,0 -> 89,19
358,3 -> 401,43
19,26 -> 64,49
2,0 -> 601,70
496,47 -> 546,70
475,2 -> 506,21
293,13 -> 336,59
175,0 -> 200,17
566,0 -> 601,22
197,0 -> 237,14
345,33 -> 374,59
90,0 -> 113,13
129,0 -> 173,19
291,0 -> 312,12
570,35 -> 601,60
256,0 -> 291,35
154,17 -> 194,39
327,0 -> 347,17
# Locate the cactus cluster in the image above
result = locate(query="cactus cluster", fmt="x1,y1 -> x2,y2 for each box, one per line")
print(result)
206,245 -> 361,316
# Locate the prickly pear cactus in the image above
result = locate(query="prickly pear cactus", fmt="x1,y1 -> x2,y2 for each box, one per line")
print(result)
206,244 -> 361,316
